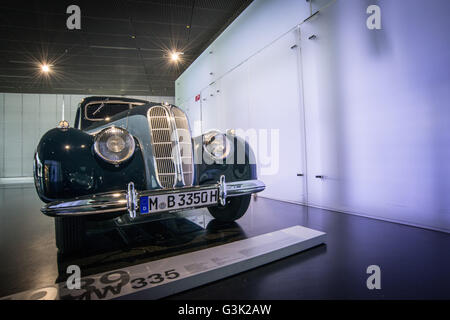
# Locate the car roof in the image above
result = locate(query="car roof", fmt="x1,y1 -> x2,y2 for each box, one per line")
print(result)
80,96 -> 150,106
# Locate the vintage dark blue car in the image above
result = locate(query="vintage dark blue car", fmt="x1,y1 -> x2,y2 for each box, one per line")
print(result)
33,96 -> 265,252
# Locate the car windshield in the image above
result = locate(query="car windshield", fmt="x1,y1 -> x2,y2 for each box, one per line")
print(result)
85,102 -> 130,121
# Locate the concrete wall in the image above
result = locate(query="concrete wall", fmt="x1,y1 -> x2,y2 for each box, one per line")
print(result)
175,0 -> 450,232
0,93 -> 174,178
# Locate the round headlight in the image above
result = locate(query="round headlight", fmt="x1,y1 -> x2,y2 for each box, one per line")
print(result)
94,127 -> 135,164
203,130 -> 231,160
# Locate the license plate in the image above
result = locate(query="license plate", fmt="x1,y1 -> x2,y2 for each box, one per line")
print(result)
139,188 -> 219,214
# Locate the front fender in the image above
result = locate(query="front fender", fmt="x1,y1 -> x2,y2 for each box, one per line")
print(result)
34,127 -> 147,202
193,133 -> 257,185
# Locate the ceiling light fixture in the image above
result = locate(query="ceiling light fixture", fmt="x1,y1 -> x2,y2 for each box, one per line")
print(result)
170,51 -> 184,62
41,64 -> 51,73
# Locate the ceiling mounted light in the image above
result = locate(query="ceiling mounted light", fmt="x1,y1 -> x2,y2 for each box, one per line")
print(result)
170,51 -> 184,62
41,64 -> 50,73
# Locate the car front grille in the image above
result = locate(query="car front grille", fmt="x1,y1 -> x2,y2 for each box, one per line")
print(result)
147,105 -> 194,189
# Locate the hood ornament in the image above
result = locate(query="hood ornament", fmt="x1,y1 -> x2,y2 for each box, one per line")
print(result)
57,99 -> 70,129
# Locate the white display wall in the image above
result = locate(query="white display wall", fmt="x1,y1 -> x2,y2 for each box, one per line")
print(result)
176,0 -> 450,232
187,30 -> 308,204
177,0 -> 316,204
300,0 -> 450,232
0,93 -> 174,178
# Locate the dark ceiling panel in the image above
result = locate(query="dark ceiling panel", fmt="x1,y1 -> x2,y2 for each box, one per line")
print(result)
0,0 -> 253,96
0,10 -> 66,30
195,0 -> 250,10
126,2 -> 192,25
86,33 -> 137,48
88,47 -> 142,58
82,17 -> 133,35
133,21 -> 192,39
0,27 -> 87,46
191,8 -> 231,27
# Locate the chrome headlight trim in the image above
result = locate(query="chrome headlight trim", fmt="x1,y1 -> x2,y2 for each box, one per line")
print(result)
203,130 -> 232,160
94,126 -> 135,165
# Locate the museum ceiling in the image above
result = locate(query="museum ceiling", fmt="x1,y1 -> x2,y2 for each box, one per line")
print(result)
0,0 -> 252,96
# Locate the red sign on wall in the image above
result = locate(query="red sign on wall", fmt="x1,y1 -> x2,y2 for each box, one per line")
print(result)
195,94 -> 201,102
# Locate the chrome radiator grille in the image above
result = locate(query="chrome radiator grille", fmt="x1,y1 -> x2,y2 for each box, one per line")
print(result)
171,107 -> 194,186
147,105 -> 194,189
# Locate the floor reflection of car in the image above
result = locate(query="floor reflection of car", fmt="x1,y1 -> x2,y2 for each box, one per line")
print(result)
55,213 -> 247,283
34,96 -> 265,253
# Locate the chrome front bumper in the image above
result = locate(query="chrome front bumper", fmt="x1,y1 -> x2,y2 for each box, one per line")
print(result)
41,176 -> 265,218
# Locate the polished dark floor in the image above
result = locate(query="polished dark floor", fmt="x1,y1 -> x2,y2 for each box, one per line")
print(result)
0,184 -> 449,299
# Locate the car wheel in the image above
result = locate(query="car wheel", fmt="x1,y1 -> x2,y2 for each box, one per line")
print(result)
207,195 -> 251,222
55,216 -> 86,254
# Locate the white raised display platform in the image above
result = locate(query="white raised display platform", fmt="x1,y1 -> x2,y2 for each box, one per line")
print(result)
1,225 -> 326,300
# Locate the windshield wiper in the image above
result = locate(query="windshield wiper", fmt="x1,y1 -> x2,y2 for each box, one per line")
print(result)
92,98 -> 109,116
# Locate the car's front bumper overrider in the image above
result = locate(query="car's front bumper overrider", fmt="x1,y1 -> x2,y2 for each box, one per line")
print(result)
41,175 -> 265,218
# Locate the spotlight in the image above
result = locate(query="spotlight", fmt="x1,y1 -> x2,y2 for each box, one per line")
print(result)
171,52 -> 180,61
170,51 -> 184,62
41,64 -> 50,73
